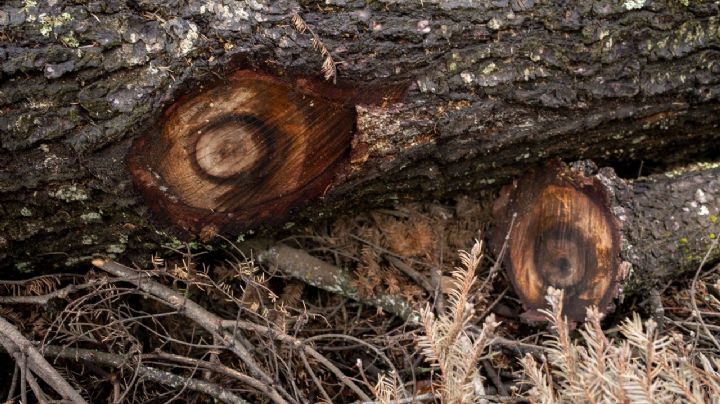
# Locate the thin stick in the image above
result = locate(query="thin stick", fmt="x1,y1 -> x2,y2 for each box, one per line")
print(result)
689,237 -> 720,351
42,345 -> 248,404
491,336 -> 547,358
0,317 -> 87,404
482,359 -> 508,396
299,350 -> 333,403
92,259 -> 292,404
385,255 -> 434,296
304,333 -> 404,396
6,363 -> 18,402
220,319 -> 372,401
110,371 -> 121,404
0,283 -> 96,305
25,371 -> 50,404
433,233 -> 447,316
20,352 -> 27,404
0,273 -> 79,286
144,351 -> 289,404
355,392 -> 522,404
256,244 -> 417,322
478,286 -> 509,321
304,346 -> 371,401
477,213 -> 516,294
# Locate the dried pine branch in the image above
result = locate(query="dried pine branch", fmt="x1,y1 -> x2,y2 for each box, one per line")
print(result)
415,240 -> 499,403
372,371 -> 403,404
519,354 -> 556,404
290,13 -> 337,83
521,288 -> 720,403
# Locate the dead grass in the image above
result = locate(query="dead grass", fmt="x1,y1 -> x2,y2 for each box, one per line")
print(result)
0,197 -> 719,403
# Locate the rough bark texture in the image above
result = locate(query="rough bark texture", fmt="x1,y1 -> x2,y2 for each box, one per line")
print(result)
1,0 -> 720,274
609,163 -> 720,285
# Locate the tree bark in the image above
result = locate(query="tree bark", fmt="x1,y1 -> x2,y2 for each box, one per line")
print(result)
1,0 -> 719,274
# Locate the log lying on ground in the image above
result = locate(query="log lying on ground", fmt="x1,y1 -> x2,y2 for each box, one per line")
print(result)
247,160 -> 719,323
1,0 -> 720,272
491,160 -> 720,321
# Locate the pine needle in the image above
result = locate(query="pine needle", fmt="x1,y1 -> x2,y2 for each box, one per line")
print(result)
520,288 -> 720,403
291,13 -> 337,83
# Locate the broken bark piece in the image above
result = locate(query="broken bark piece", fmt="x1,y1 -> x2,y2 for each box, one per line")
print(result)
492,160 -> 624,322
128,70 -> 356,234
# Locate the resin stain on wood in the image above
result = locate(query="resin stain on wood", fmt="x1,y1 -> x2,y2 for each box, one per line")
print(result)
492,160 -> 623,322
128,70 -> 357,235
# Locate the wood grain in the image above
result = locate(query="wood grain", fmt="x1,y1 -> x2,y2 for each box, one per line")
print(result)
128,70 -> 355,235
492,160 -> 623,322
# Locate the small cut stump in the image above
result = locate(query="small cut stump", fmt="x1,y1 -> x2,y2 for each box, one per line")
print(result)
492,160 -> 720,322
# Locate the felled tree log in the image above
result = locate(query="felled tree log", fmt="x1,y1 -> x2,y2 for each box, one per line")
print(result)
491,160 -> 720,321
1,0 -> 720,274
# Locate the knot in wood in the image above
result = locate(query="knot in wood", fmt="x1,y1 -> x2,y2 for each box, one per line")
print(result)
534,224 -> 595,289
193,115 -> 267,179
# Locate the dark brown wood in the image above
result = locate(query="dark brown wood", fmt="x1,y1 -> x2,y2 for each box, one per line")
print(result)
491,160 -> 624,321
128,70 -> 358,236
492,160 -> 720,321
1,0 -> 719,274
127,69 -> 407,237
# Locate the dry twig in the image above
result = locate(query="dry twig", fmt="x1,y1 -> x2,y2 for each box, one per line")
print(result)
92,258 -> 377,402
291,13 -> 337,83
42,345 -> 249,404
689,237 -> 720,350
0,316 -> 87,403
257,243 -> 416,321
91,258 -> 291,404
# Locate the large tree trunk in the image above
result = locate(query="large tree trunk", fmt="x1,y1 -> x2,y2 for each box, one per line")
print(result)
1,0 -> 719,277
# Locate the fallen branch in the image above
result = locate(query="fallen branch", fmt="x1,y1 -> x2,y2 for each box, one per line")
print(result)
0,283 -> 93,305
94,258 -> 372,402
491,336 -> 547,359
255,243 -> 417,322
143,350 -> 287,401
41,345 -> 249,404
0,316 -> 87,404
91,258 -> 292,404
